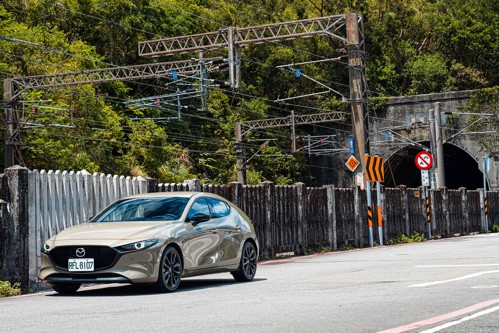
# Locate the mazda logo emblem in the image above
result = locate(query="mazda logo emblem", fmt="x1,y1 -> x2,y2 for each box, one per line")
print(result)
75,248 -> 86,258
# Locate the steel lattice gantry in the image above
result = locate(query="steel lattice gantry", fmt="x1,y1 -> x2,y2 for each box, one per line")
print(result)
3,58 -> 224,167
139,15 -> 347,89
138,15 -> 346,57
7,59 -> 224,98
239,112 -> 348,136
235,111 -> 349,183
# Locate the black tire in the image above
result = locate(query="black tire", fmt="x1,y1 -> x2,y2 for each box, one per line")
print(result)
232,241 -> 257,282
52,283 -> 81,294
156,246 -> 182,292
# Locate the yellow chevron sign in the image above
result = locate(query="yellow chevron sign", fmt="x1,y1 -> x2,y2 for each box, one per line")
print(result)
365,155 -> 384,182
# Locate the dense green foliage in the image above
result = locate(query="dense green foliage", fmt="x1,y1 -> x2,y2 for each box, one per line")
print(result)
387,231 -> 426,245
0,280 -> 21,297
0,0 -> 497,183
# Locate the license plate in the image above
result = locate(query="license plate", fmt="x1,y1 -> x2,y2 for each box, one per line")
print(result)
68,258 -> 95,272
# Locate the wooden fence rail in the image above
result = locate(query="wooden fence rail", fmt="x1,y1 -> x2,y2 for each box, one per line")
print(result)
0,166 -> 497,287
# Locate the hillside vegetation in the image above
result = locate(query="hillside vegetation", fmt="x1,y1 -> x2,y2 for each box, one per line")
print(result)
0,0 -> 497,184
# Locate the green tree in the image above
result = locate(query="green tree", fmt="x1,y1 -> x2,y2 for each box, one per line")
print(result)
407,53 -> 449,94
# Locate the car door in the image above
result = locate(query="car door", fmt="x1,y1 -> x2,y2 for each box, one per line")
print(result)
207,198 -> 242,267
179,198 -> 223,271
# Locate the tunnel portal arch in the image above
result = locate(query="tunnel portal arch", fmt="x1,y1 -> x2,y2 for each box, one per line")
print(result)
384,142 -> 485,189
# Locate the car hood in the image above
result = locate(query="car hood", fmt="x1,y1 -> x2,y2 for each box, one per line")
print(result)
50,221 -> 175,247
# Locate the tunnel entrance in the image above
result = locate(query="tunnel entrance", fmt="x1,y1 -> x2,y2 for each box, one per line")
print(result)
384,142 -> 484,189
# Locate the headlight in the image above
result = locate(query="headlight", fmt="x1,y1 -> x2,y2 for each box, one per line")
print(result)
116,239 -> 159,252
42,242 -> 52,253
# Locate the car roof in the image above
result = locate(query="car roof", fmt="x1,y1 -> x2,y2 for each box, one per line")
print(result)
125,191 -> 226,201
125,191 -> 198,199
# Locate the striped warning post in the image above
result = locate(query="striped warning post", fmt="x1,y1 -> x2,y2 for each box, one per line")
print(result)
367,206 -> 373,228
377,206 -> 383,227
484,196 -> 488,219
426,197 -> 431,222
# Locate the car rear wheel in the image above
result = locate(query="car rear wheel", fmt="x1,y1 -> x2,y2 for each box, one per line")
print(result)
232,241 -> 257,282
52,283 -> 81,294
156,246 -> 182,292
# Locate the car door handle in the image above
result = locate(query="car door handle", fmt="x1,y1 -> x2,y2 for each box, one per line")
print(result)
211,229 -> 219,234
235,225 -> 241,231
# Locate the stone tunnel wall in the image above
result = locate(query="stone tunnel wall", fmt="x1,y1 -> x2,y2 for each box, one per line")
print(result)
370,90 -> 498,190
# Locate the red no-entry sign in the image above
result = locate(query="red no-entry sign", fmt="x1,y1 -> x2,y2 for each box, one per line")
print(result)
415,151 -> 433,170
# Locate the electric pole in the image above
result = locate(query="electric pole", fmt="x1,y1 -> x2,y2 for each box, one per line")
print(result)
3,79 -> 16,168
434,102 -> 446,188
346,14 -> 370,176
235,122 -> 246,184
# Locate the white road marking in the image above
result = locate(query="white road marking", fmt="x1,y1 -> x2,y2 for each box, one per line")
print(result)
416,264 -> 499,268
419,304 -> 499,333
409,270 -> 499,288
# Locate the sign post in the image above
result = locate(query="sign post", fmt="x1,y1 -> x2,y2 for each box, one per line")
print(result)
483,157 -> 490,232
365,155 -> 385,247
415,151 -> 433,240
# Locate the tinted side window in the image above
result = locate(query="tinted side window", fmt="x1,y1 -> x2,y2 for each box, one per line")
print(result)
187,198 -> 210,220
207,198 -> 230,218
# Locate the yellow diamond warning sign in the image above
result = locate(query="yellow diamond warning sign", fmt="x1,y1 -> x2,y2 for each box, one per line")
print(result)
345,155 -> 360,172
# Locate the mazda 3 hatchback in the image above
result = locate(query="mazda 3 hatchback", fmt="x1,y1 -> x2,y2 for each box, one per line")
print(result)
39,192 -> 258,294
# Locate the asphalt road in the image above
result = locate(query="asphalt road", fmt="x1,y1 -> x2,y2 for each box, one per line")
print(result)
2,233 -> 499,333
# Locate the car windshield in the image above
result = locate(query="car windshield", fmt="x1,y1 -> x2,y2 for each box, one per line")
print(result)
92,197 -> 190,222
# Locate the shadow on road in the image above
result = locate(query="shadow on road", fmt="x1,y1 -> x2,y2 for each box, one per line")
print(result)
45,277 -> 266,297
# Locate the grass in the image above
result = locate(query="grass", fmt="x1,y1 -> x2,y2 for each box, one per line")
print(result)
387,231 -> 426,245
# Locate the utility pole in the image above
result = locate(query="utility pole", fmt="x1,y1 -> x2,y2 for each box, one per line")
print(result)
235,122 -> 246,184
3,79 -> 16,168
428,108 -> 437,189
291,111 -> 296,152
346,14 -> 370,177
434,102 -> 446,188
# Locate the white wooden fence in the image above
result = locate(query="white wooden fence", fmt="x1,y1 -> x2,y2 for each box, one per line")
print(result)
28,169 -> 150,282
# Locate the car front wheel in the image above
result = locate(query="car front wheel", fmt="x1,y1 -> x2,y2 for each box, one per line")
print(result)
156,246 -> 182,292
232,241 -> 257,282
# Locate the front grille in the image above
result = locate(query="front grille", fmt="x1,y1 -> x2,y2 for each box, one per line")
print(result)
49,246 -> 120,271
50,273 -> 124,279
45,273 -> 130,284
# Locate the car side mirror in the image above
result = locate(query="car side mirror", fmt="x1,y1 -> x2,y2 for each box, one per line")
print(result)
189,213 -> 211,225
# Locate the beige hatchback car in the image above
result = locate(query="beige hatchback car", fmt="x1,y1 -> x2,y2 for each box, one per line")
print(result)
40,192 -> 258,294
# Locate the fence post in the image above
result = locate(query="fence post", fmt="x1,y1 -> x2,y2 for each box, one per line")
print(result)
398,185 -> 409,236
228,182 -> 243,208
27,170 -> 38,285
81,170 -> 92,220
3,166 -> 30,287
430,188 -> 437,234
459,188 -> 469,234
145,177 -> 157,193
325,185 -> 337,251
262,181 -> 275,258
354,186 -> 363,248
295,182 -> 307,254
479,188 -> 486,232
442,188 -> 450,237
184,179 -> 201,192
